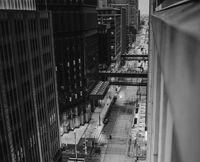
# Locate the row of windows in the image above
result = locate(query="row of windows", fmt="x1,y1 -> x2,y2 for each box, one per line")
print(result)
50,113 -> 56,126
40,18 -> 49,31
66,90 -> 83,102
0,0 -> 36,10
46,83 -> 55,98
30,38 -> 38,52
0,124 -> 10,162
54,37 -> 82,64
36,90 -> 44,106
34,75 -> 42,89
5,85 -> 39,162
28,19 -> 37,33
47,97 -> 56,113
44,68 -> 54,81
0,43 -> 13,62
19,61 -> 29,78
0,11 -> 58,162
82,12 -> 97,30
3,66 -> 15,85
51,139 -> 59,161
53,11 -> 81,33
15,20 -> 25,36
41,35 -> 50,48
40,131 -> 50,162
16,40 -> 26,58
21,80 -> 31,97
6,88 -> 17,106
32,56 -> 41,71
0,21 -> 9,37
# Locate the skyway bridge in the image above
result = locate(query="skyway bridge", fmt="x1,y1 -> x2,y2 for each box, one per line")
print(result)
97,70 -> 148,78
110,81 -> 147,86
121,54 -> 148,61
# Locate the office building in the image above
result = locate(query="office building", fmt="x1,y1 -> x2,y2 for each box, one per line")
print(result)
108,0 -> 139,44
98,24 -> 112,70
148,0 -> 200,162
97,8 -> 121,69
0,0 -> 36,10
36,0 -> 98,134
98,0 -> 108,8
0,10 -> 60,162
110,4 -> 128,54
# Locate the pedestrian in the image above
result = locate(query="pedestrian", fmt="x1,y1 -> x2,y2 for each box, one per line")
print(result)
109,135 -> 112,139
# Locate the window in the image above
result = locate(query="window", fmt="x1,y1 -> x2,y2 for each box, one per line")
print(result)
1,21 -> 9,38
30,38 -> 38,51
43,52 -> 52,65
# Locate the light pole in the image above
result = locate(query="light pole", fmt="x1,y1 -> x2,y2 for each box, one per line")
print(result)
84,132 -> 87,155
74,131 -> 77,159
99,112 -> 101,126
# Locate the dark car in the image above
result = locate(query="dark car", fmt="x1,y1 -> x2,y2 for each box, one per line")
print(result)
103,118 -> 109,124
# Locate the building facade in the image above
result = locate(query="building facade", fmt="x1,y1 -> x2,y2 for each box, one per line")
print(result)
110,4 -> 128,54
108,0 -> 139,45
0,10 -> 60,162
148,1 -> 200,162
0,0 -> 36,10
36,0 -> 98,134
97,8 -> 121,68
98,24 -> 112,70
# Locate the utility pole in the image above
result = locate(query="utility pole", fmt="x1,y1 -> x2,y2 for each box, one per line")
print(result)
84,133 -> 87,155
99,112 -> 101,126
74,131 -> 77,159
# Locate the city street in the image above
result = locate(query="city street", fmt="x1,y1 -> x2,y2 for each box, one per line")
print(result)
97,86 -> 138,162
61,20 -> 148,161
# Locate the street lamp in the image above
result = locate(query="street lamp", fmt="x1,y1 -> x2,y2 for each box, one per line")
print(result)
74,131 -> 77,159
84,132 -> 88,155
99,112 -> 101,126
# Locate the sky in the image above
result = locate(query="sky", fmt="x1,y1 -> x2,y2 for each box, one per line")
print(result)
139,0 -> 149,15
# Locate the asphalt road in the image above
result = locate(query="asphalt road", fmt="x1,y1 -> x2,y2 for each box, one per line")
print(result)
97,86 -> 138,162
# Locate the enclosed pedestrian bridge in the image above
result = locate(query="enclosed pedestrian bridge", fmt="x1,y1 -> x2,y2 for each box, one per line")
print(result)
121,54 -> 148,61
110,81 -> 147,86
97,70 -> 148,78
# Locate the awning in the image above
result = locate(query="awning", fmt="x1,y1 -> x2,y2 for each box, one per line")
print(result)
89,81 -> 110,100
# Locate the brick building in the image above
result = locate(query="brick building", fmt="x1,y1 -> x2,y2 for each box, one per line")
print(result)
98,24 -> 112,70
36,0 -> 98,134
97,8 -> 121,69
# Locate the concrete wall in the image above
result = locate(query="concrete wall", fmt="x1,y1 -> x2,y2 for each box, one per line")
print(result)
148,2 -> 200,162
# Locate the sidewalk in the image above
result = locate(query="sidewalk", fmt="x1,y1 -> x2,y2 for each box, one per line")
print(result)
61,86 -> 120,145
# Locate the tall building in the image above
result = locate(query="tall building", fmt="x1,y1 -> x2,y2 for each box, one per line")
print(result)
98,24 -> 112,69
97,8 -> 121,69
36,0 -> 98,134
82,1 -> 99,102
98,0 -> 108,8
0,0 -> 36,10
0,8 -> 60,162
110,4 -> 128,54
148,0 -> 200,162
108,0 -> 139,44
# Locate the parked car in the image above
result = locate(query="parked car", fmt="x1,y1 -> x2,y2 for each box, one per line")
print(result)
103,118 -> 109,124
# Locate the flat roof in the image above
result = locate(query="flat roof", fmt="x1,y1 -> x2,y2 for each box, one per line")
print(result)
90,81 -> 110,99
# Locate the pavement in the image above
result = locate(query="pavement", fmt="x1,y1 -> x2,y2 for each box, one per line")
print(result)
61,86 -> 120,146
